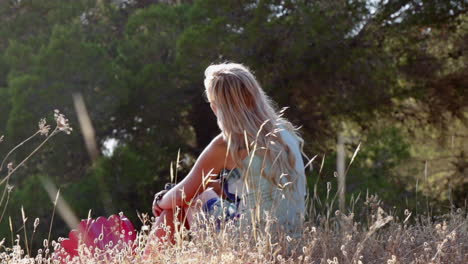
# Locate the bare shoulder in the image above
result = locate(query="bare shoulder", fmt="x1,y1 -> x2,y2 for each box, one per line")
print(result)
193,133 -> 230,171
207,133 -> 228,155
208,134 -> 244,169
211,133 -> 227,146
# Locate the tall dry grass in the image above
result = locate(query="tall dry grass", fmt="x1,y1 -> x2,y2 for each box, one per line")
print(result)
0,195 -> 466,263
0,111 -> 466,263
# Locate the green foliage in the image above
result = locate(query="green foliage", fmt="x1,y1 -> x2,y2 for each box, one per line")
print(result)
6,75 -> 41,141
311,125 -> 412,212
64,144 -> 175,227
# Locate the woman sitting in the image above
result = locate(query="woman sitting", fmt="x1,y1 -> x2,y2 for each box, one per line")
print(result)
146,62 -> 307,251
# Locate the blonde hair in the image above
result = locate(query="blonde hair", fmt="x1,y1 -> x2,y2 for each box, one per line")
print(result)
204,63 -> 305,191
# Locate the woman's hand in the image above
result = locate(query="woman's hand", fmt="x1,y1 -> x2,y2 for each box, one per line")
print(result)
152,183 -> 177,216
152,190 -> 167,217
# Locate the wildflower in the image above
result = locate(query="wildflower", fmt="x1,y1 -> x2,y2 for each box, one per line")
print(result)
38,118 -> 51,136
447,231 -> 456,241
54,110 -> 73,134
0,135 -> 4,143
80,13 -> 89,26
277,255 -> 283,262
387,255 -> 397,264
7,162 -> 13,171
341,245 -> 348,256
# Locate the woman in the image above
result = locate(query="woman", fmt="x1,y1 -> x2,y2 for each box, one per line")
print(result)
147,62 -> 307,249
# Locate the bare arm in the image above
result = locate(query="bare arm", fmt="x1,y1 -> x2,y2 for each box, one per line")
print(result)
157,135 -> 228,209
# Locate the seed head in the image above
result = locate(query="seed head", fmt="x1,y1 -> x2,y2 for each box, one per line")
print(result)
54,110 -> 73,134
38,118 -> 51,136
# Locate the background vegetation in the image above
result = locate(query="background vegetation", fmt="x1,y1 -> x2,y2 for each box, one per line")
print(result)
0,0 -> 466,249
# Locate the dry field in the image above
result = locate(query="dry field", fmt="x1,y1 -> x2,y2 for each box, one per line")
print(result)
0,112 -> 466,263
0,199 -> 466,264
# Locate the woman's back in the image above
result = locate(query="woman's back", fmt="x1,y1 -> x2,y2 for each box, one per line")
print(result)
228,127 -> 306,237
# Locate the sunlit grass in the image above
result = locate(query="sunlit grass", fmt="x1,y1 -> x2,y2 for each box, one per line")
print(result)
0,200 -> 466,263
0,112 -> 466,263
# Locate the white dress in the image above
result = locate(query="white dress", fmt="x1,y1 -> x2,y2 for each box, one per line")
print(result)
225,127 -> 307,238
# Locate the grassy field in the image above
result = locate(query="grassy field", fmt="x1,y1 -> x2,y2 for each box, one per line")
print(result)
0,195 -> 466,263
0,113 -> 466,263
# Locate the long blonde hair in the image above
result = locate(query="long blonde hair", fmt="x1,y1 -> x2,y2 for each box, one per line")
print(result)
204,63 -> 305,191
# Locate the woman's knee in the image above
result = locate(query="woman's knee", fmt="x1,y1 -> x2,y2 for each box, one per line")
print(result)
155,209 -> 175,227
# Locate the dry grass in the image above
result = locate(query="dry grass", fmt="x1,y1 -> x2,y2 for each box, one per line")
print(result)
0,112 -> 467,263
0,199 -> 465,264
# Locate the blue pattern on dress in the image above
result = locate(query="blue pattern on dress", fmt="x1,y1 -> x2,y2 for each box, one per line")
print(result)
201,168 -> 242,230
